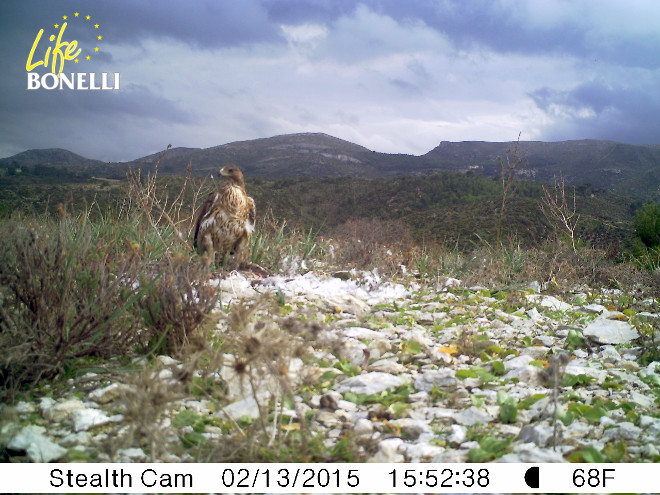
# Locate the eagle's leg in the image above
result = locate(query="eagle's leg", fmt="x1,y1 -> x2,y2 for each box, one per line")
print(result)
231,232 -> 251,269
200,233 -> 215,268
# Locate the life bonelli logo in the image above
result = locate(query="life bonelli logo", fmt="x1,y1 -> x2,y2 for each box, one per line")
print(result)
26,11 -> 119,90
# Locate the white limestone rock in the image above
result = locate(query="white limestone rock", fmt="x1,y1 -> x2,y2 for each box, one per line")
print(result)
368,437 -> 404,462
337,372 -> 404,395
583,312 -> 639,344
8,425 -> 67,462
219,396 -> 261,421
414,369 -> 457,392
453,406 -> 495,426
42,398 -> 85,422
71,408 -> 122,432
526,294 -> 573,312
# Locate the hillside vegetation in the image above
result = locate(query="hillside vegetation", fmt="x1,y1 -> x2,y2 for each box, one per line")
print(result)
0,170 -> 635,251
3,133 -> 660,201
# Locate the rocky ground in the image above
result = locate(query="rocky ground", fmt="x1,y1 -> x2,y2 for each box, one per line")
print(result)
2,266 -> 659,464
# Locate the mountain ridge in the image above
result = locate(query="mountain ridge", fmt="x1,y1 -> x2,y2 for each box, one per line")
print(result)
0,148 -> 104,167
3,133 -> 660,201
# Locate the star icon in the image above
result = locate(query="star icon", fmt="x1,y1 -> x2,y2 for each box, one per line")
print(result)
86,55 -> 91,60
94,47 -> 99,52
54,23 -> 59,28
97,35 -> 102,40
74,12 -> 79,17
74,59 -> 79,63
63,15 -> 67,20
94,23 -> 99,28
86,15 -> 91,20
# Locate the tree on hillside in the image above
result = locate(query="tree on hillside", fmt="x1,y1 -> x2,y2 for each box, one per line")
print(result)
540,174 -> 580,253
634,202 -> 660,249
496,133 -> 527,244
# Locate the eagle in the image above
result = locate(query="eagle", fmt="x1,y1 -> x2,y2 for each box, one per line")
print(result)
193,165 -> 256,268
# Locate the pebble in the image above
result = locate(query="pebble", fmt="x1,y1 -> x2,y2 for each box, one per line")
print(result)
367,358 -> 408,374
71,408 -> 122,432
390,418 -> 431,439
601,422 -> 642,441
336,372 -> 404,395
526,294 -> 573,312
517,424 -> 553,447
453,406 -> 495,426
42,398 -> 85,422
2,270 -> 657,465
218,396 -> 261,421
353,418 -> 374,435
88,383 -> 131,404
369,437 -> 404,462
583,312 -> 640,344
447,424 -> 467,444
7,425 -> 67,462
414,369 -> 458,392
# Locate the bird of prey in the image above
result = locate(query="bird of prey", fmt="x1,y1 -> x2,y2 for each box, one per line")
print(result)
193,165 -> 256,268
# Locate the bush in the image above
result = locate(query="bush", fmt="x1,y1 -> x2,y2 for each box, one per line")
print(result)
138,260 -> 218,356
0,219 -> 147,397
634,202 -> 660,249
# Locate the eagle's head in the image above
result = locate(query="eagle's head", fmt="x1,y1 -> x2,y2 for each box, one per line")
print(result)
220,165 -> 245,188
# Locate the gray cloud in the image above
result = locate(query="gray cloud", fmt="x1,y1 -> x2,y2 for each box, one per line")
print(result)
1,0 -> 659,160
530,80 -> 660,144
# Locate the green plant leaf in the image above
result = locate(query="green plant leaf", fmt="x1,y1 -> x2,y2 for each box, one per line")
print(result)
499,398 -> 517,423
181,431 -> 207,448
388,401 -> 411,417
583,406 -> 607,422
468,435 -> 512,462
173,409 -> 199,428
401,340 -> 422,354
563,373 -> 594,387
567,446 -> 606,463
456,369 -> 477,379
471,366 -> 497,383
603,440 -> 627,462
517,393 -> 546,410
491,360 -> 506,375
566,329 -> 585,349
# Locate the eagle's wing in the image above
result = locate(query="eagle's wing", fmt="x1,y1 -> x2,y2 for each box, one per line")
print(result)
193,192 -> 216,249
246,196 -> 256,233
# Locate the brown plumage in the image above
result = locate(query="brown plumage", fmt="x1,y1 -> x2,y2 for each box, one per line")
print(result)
193,165 -> 256,268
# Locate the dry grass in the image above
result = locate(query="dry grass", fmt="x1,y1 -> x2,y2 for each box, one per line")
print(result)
137,260 -> 218,356
0,219 -> 146,397
0,154 -> 219,401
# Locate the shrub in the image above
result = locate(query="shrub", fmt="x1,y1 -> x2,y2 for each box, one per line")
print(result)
0,219 -> 147,398
634,202 -> 660,249
138,260 -> 218,356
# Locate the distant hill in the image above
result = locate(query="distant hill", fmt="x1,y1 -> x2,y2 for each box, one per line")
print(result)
3,133 -> 660,201
422,140 -> 660,192
133,133 -> 402,178
0,148 -> 104,168
135,147 -> 202,164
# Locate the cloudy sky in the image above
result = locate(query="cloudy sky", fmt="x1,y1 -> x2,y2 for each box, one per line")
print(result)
1,0 -> 659,161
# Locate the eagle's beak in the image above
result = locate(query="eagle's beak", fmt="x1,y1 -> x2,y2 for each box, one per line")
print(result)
220,167 -> 229,176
